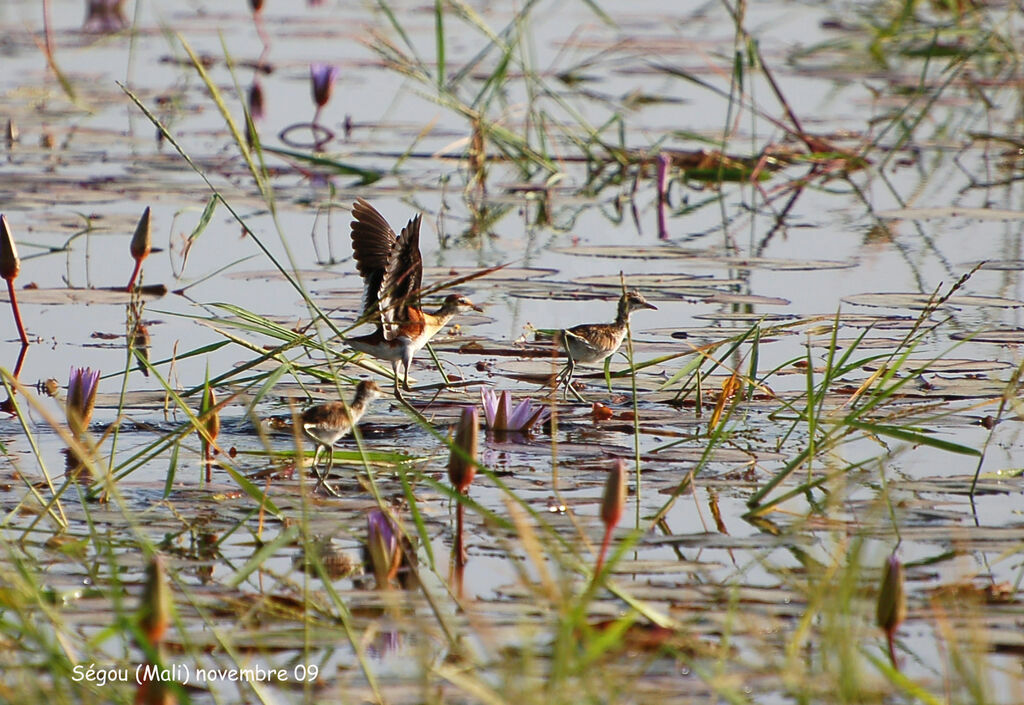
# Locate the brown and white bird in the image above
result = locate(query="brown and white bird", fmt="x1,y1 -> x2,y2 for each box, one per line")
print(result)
558,290 -> 657,395
346,198 -> 481,396
301,379 -> 383,495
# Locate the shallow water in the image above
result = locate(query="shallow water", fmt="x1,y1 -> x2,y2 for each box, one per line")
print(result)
2,1 -> 1024,703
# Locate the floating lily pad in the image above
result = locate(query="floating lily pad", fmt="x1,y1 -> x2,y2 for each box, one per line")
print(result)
692,312 -> 797,322
570,272 -> 744,291
551,247 -> 855,271
842,293 -> 1024,309
702,293 -> 791,306
878,207 -> 1024,221
0,285 -> 166,305
863,358 -> 1013,374
951,328 -> 1024,343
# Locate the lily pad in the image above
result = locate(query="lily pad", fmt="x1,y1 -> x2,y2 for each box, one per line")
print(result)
842,293 -> 1024,309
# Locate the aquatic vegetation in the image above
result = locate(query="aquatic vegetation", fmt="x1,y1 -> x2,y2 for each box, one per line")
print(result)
877,552 -> 906,669
0,215 -> 28,346
66,366 -> 100,439
309,63 -> 337,125
480,388 -> 549,434
366,509 -> 401,589
126,207 -> 152,292
0,1 -> 1022,703
594,459 -> 626,577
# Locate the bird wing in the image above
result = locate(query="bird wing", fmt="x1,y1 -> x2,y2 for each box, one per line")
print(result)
378,213 -> 422,340
351,198 -> 397,324
351,199 -> 424,340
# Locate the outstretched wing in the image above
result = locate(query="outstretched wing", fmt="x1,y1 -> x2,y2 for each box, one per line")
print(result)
350,199 -> 423,340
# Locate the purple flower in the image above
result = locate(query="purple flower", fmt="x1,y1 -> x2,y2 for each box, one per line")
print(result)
67,367 -> 100,437
310,63 -> 338,109
480,389 -> 550,433
366,509 -> 401,588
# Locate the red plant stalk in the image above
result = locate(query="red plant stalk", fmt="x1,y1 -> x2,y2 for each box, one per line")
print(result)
7,279 -> 28,345
126,258 -> 144,293
456,501 -> 466,567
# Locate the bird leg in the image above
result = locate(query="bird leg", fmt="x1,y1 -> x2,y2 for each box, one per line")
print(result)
389,360 -> 404,400
560,357 -> 587,403
401,345 -> 414,392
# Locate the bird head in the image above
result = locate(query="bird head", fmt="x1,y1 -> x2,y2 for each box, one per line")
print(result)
621,289 -> 657,315
442,294 -> 483,314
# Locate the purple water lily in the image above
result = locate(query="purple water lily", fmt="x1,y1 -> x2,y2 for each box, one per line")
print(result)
310,63 -> 338,110
366,509 -> 401,587
67,366 -> 100,437
480,389 -> 549,433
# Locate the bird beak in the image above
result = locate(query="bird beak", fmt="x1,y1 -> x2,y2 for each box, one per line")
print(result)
644,302 -> 658,310
470,302 -> 483,312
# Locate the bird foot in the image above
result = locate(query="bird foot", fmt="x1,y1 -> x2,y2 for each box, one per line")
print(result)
313,476 -> 342,497
564,379 -> 586,403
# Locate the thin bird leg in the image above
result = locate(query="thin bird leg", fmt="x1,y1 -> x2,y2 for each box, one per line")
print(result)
561,356 -> 575,400
401,346 -> 414,392
389,360 -> 403,399
562,357 -> 586,403
311,444 -> 327,492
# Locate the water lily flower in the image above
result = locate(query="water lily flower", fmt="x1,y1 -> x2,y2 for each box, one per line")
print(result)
0,214 -> 29,345
480,389 -> 549,434
366,509 -> 401,588
595,460 -> 626,577
877,551 -> 906,668
310,63 -> 338,111
66,367 -> 100,438
126,206 -> 152,292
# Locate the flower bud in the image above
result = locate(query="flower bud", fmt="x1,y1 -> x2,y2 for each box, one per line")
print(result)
366,509 -> 401,588
131,206 -> 152,262
447,406 -> 478,493
0,215 -> 20,281
200,383 -> 219,445
66,367 -> 100,438
876,552 -> 906,633
139,554 -> 170,645
310,64 -> 338,109
601,460 -> 627,530
248,79 -> 265,122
